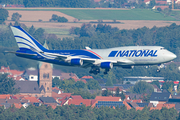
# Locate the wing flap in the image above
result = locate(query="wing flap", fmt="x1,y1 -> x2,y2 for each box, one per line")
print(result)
117,59 -> 134,65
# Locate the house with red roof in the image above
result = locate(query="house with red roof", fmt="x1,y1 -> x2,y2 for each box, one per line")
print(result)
52,90 -> 71,105
153,5 -> 169,10
0,94 -> 11,99
81,76 -> 93,79
60,73 -> 79,80
68,99 -> 93,107
0,66 -> 24,80
23,97 -> 39,103
123,101 -> 132,110
95,96 -> 122,101
150,103 -> 176,110
70,95 -> 83,99
14,103 -> 22,109
144,0 -> 151,4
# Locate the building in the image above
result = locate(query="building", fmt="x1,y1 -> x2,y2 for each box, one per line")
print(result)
21,67 -> 61,81
150,92 -> 171,106
38,62 -> 53,97
0,66 -> 24,80
123,76 -> 164,84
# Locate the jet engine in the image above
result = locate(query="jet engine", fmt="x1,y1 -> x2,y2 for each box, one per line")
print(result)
100,62 -> 113,69
70,58 -> 83,66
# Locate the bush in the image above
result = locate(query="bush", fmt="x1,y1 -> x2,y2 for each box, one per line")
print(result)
157,7 -> 162,12
57,17 -> 68,23
49,14 -> 68,23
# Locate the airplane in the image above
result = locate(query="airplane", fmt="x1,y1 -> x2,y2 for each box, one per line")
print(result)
7,26 -> 177,75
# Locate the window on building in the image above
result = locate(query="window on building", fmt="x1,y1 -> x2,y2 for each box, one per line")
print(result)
47,73 -> 49,78
43,73 -> 46,79
47,87 -> 49,90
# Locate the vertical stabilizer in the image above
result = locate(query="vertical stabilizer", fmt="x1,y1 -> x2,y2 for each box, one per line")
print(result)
10,26 -> 47,52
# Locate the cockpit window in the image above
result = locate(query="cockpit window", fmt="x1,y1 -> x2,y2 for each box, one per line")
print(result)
160,48 -> 165,50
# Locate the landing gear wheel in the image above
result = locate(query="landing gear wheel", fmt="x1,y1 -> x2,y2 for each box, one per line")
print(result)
89,66 -> 100,75
103,69 -> 110,75
103,72 -> 108,75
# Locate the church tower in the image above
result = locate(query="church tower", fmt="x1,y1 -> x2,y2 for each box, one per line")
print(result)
38,41 -> 53,97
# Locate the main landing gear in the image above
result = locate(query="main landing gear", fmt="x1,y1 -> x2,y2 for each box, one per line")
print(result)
89,66 -> 110,75
89,66 -> 100,75
103,69 -> 110,75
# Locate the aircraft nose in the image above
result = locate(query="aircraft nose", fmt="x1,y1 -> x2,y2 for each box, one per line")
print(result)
169,53 -> 177,60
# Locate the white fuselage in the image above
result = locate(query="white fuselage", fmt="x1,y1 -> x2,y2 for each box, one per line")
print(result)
92,46 -> 176,66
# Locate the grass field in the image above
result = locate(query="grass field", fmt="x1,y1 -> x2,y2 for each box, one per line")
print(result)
6,8 -> 180,38
56,9 -> 176,21
43,28 -> 73,39
7,8 -> 177,21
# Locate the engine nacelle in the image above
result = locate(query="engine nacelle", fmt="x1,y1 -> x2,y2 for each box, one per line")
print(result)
70,58 -> 83,66
100,62 -> 113,69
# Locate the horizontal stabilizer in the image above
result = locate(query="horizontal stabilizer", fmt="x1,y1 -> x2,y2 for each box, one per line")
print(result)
5,51 -> 37,56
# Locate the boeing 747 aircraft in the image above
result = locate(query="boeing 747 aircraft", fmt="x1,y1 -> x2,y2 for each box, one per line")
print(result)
8,26 -> 177,75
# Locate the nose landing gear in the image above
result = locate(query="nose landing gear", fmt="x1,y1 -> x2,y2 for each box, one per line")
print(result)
156,64 -> 164,73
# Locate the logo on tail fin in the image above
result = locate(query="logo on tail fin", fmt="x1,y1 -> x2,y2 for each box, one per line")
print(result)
10,26 -> 47,52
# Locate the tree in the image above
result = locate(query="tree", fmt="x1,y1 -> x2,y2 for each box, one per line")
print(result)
106,79 -> 113,86
115,87 -> 120,96
0,74 -> 19,94
75,81 -> 85,89
49,14 -> 68,23
50,14 -> 58,21
157,7 -> 162,12
57,17 -> 68,23
162,81 -> 174,91
11,12 -> 22,21
28,25 -> 36,35
132,81 -> 154,94
102,89 -> 108,96
151,81 -> 160,88
148,0 -> 156,8
52,77 -> 61,87
87,79 -> 101,90
120,91 -> 125,101
0,8 -> 8,24
33,28 -> 45,43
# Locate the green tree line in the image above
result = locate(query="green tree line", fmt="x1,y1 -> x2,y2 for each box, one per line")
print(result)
0,0 -> 160,8
0,104 -> 178,120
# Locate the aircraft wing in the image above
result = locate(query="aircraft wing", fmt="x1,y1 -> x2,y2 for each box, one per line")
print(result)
43,52 -> 134,67
116,59 -> 135,65
4,51 -> 37,56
